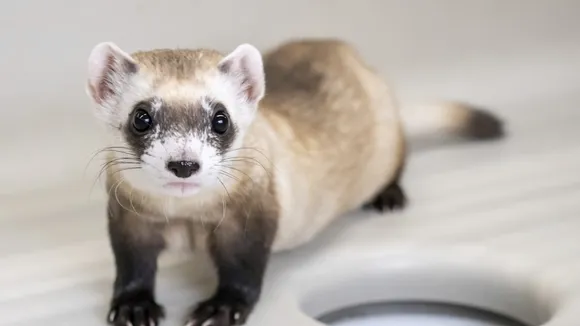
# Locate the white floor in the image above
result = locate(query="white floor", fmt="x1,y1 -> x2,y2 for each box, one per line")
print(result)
1,1 -> 580,326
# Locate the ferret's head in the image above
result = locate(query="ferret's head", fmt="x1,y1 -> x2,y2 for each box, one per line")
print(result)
85,42 -> 265,197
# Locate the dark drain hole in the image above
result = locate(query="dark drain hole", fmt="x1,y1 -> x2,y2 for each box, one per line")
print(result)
318,301 -> 530,326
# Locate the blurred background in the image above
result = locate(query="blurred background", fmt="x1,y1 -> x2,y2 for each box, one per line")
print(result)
0,0 -> 579,325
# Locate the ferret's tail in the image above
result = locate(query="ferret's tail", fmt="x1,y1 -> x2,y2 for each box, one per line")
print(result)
400,101 -> 505,141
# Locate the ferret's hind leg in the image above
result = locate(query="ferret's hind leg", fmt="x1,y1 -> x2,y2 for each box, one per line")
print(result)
362,166 -> 407,213
363,180 -> 407,212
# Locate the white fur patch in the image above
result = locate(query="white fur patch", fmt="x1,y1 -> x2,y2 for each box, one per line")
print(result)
151,97 -> 163,113
127,132 -> 222,197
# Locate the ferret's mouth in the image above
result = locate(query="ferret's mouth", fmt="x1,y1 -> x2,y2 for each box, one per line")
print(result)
163,182 -> 200,192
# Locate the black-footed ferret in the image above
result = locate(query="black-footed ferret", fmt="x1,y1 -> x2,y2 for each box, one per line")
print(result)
85,39 -> 504,326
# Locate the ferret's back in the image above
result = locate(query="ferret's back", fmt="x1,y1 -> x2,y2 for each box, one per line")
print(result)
260,40 -> 404,252
260,39 -> 376,155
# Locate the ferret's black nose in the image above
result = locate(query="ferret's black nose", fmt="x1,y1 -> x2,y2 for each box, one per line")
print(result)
167,160 -> 200,178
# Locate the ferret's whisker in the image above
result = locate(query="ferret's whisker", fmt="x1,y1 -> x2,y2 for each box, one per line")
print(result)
214,189 -> 227,233
217,171 -> 242,185
111,167 -> 142,175
216,177 -> 232,203
139,159 -> 164,174
94,159 -> 140,183
128,184 -> 143,219
84,147 -> 137,177
217,165 -> 257,190
224,146 -> 271,163
220,157 -> 272,177
85,146 -> 157,177
90,161 -> 141,197
112,177 -> 136,216
214,177 -> 231,233
106,178 -> 123,198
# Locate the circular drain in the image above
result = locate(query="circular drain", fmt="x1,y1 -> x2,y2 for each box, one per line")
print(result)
319,301 -> 528,326
294,252 -> 552,326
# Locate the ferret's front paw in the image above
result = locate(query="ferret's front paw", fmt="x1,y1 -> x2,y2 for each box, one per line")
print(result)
108,290 -> 165,326
185,293 -> 252,326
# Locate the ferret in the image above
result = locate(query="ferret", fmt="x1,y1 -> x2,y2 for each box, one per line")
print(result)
85,39 -> 504,326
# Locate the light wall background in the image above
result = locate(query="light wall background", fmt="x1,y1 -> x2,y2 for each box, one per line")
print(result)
0,0 -> 578,196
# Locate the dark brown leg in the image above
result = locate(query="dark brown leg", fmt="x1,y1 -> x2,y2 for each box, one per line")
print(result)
186,211 -> 276,326
106,199 -> 166,326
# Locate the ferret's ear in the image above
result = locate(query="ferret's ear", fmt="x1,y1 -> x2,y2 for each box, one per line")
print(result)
218,44 -> 265,105
86,42 -> 138,105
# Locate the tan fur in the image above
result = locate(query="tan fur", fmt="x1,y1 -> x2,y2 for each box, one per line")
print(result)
106,39 -> 406,252
257,39 -> 405,250
132,48 -> 224,82
400,101 -> 473,138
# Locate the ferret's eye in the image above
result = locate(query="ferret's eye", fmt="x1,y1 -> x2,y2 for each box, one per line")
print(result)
211,110 -> 229,135
132,106 -> 153,133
